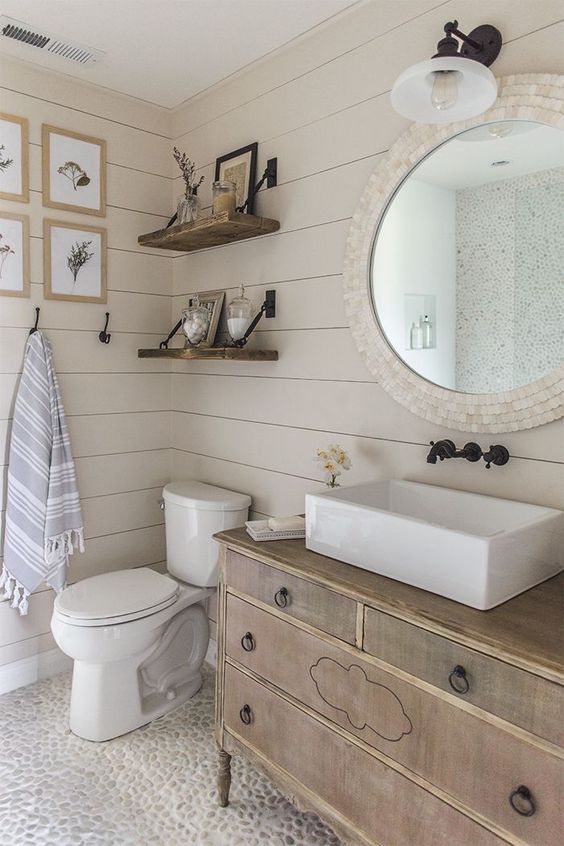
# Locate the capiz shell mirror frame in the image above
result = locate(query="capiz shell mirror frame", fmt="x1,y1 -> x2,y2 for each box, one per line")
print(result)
343,74 -> 564,433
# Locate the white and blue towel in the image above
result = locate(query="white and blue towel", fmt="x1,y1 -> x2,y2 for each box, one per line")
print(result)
1,332 -> 84,615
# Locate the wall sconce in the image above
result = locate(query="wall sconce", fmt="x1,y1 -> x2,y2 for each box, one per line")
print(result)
391,20 -> 502,124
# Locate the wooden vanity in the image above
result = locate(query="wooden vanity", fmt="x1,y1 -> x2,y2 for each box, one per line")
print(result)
214,528 -> 563,846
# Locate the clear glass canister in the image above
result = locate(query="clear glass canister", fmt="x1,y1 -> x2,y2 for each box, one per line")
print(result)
227,284 -> 254,342
182,295 -> 210,346
212,180 -> 237,215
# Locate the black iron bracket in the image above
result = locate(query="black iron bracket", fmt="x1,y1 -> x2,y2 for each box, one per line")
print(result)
237,159 -> 278,213
434,20 -> 502,67
159,318 -> 183,350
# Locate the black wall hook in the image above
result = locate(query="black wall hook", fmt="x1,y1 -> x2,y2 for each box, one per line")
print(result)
29,307 -> 40,336
98,312 -> 111,344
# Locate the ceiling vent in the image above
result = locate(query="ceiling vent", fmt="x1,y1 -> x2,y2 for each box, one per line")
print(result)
0,16 -> 104,66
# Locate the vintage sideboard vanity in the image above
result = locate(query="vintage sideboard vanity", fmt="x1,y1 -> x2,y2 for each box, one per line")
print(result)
214,528 -> 563,846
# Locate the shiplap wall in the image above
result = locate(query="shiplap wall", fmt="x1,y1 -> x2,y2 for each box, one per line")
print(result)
169,0 -> 564,520
0,57 -> 174,668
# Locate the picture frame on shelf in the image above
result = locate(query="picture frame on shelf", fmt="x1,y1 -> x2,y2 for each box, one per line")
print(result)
184,290 -> 225,347
0,212 -> 30,298
215,142 -> 258,214
42,124 -> 106,217
44,219 -> 107,303
0,112 -> 29,203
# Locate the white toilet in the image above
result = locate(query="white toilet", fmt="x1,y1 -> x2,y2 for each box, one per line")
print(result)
51,480 -> 250,742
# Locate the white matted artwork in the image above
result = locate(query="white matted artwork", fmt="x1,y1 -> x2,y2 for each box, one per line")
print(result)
44,219 -> 107,303
0,113 -> 29,203
0,212 -> 30,298
42,125 -> 106,217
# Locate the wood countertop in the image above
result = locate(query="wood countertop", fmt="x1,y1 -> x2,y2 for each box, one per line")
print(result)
215,527 -> 564,685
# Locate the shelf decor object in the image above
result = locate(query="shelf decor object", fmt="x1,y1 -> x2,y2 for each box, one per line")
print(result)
215,142 -> 258,214
138,210 -> 280,253
137,346 -> 277,361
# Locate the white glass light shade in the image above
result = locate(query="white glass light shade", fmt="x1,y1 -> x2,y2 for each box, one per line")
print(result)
391,56 -> 498,124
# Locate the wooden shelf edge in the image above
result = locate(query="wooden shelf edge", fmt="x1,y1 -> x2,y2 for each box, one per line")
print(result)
138,347 -> 278,361
138,211 -> 280,252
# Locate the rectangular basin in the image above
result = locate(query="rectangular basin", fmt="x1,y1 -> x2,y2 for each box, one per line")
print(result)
305,480 -> 563,610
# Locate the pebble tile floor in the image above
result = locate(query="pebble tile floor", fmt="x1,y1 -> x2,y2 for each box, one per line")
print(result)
0,666 -> 342,846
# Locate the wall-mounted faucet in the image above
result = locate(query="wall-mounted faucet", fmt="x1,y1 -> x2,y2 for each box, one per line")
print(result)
426,439 -> 509,469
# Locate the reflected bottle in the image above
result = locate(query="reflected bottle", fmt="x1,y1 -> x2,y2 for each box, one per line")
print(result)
410,321 -> 423,350
422,315 -> 432,349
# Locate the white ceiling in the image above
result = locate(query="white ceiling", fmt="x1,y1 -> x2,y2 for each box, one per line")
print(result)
0,0 -> 357,108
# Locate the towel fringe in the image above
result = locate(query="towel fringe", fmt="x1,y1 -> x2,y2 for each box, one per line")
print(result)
1,565 -> 30,615
45,527 -> 85,566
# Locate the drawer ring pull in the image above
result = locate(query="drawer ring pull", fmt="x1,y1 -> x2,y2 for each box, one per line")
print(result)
274,587 -> 289,608
241,632 -> 255,652
448,665 -> 470,694
509,785 -> 536,817
239,704 -> 252,725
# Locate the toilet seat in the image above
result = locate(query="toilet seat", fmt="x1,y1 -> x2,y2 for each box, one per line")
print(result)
54,568 -> 180,627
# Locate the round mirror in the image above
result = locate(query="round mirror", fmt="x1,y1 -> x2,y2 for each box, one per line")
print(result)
370,119 -> 563,394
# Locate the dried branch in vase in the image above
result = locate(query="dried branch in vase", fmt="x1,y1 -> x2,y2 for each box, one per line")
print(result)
173,146 -> 204,196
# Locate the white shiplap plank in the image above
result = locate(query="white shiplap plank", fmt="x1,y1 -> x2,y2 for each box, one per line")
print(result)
171,376 -> 564,465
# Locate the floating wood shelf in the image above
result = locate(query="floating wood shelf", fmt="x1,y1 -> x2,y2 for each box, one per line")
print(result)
138,211 -> 280,253
138,347 -> 278,361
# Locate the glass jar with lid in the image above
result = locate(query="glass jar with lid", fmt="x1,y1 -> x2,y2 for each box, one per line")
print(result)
227,284 -> 254,343
212,180 -> 237,215
182,294 -> 210,346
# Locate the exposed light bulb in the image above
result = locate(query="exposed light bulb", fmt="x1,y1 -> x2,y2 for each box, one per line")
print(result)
430,70 -> 461,111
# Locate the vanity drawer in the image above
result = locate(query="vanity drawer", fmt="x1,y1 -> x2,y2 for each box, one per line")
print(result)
363,607 -> 563,746
223,663 -> 500,846
225,594 -> 563,844
224,550 -> 357,644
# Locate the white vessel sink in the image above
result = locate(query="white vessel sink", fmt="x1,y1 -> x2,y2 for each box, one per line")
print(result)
305,480 -> 563,610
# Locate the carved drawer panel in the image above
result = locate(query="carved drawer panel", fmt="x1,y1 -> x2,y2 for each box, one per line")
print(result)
225,594 -> 563,844
363,607 -> 563,746
223,663 -> 500,846
224,550 -> 357,644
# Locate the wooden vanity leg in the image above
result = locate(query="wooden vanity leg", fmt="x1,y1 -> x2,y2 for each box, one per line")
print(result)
217,748 -> 232,807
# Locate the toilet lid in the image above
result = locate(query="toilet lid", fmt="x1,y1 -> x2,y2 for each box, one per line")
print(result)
55,568 -> 179,621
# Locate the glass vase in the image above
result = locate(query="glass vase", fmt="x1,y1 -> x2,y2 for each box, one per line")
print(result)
177,192 -> 200,225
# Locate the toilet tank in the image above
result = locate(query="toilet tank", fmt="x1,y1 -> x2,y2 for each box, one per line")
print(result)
162,481 -> 251,587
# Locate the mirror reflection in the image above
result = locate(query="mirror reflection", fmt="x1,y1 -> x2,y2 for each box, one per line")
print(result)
371,121 -> 564,393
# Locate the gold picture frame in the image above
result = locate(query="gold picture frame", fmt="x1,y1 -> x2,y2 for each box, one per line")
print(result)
44,219 -> 107,303
0,112 -> 29,203
184,290 -> 225,347
0,212 -> 30,298
42,124 -> 106,217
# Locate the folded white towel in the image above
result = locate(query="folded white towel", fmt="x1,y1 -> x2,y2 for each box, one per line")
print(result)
267,516 -> 306,532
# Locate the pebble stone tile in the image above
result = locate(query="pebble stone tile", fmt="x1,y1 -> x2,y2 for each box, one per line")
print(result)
0,667 -> 342,846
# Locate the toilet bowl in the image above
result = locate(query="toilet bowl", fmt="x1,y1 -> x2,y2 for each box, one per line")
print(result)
51,480 -> 250,741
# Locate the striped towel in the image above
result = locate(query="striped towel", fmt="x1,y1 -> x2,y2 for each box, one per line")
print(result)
1,331 -> 84,615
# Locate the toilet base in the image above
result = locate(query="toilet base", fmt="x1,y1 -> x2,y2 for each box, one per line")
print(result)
67,603 -> 209,742
69,663 -> 204,741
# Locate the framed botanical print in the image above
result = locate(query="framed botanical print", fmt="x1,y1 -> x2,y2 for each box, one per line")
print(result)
44,219 -> 107,303
215,142 -> 258,214
0,113 -> 29,203
0,212 -> 30,298
42,125 -> 106,217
